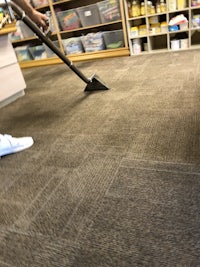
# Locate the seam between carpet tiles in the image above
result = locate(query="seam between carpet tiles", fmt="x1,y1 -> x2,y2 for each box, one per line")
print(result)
13,171 -> 73,231
119,166 -> 200,175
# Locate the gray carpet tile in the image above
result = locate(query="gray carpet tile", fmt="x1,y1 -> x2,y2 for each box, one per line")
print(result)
77,163 -> 200,266
0,50 -> 200,266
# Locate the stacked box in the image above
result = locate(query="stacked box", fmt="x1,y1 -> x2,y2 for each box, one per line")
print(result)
56,9 -> 81,31
62,38 -> 84,55
76,4 -> 101,27
18,21 -> 35,39
9,31 -> 22,42
45,11 -> 56,32
31,0 -> 48,8
29,45 -> 47,60
9,21 -> 24,41
80,32 -> 105,52
102,30 -> 124,49
97,0 -> 121,23
15,46 -> 32,62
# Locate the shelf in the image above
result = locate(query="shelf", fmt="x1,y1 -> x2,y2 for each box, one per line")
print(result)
19,47 -> 130,68
128,12 -> 168,19
132,48 -> 169,56
52,0 -> 72,6
150,48 -> 169,53
169,29 -> 189,34
35,4 -> 50,10
146,12 -> 169,17
190,5 -> 200,9
12,36 -> 37,44
149,32 -> 168,37
131,51 -> 149,56
190,44 -> 200,49
128,15 -> 146,20
130,32 -> 169,39
130,34 -> 148,39
168,7 -> 190,13
191,27 -> 200,31
11,30 -> 59,44
169,47 -> 189,52
124,0 -> 200,56
60,20 -> 123,34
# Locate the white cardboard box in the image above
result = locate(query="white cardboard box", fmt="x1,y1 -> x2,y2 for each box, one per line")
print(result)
0,34 -> 17,68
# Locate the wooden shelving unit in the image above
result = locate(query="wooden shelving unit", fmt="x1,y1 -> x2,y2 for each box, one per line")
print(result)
11,0 -> 130,68
124,0 -> 200,55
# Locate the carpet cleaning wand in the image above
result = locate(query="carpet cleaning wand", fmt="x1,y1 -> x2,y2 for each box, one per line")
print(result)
9,1 -> 110,92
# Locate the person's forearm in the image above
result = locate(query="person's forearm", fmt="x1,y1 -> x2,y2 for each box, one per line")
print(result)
12,0 -> 34,17
12,0 -> 48,29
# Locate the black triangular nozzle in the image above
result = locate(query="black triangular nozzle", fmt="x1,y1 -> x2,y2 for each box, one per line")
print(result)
84,74 -> 110,92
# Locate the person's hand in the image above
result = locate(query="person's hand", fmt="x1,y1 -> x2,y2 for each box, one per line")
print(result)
29,9 -> 48,30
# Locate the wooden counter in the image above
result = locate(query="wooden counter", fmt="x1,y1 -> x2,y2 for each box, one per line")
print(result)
0,22 -> 16,36
0,22 -> 26,108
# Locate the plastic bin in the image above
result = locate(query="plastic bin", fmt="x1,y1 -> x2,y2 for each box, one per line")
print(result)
180,38 -> 189,49
45,11 -> 56,32
170,39 -> 180,50
56,9 -> 81,31
80,32 -> 105,52
76,4 -> 101,27
9,21 -> 24,41
97,0 -> 121,23
132,38 -> 141,54
15,46 -> 32,62
62,37 -> 84,55
102,30 -> 124,49
31,0 -> 48,8
44,41 -> 60,57
18,21 -> 35,38
29,45 -> 47,60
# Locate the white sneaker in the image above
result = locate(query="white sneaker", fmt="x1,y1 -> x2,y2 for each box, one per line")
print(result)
0,134 -> 34,158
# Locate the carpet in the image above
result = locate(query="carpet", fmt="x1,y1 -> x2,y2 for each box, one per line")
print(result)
0,51 -> 199,266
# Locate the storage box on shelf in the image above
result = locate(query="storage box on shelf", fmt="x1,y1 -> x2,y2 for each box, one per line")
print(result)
9,20 -> 35,42
31,0 -> 49,8
80,32 -> 105,52
29,45 -> 47,59
124,0 -> 199,55
168,13 -> 189,50
76,3 -> 101,27
168,0 -> 188,11
14,44 -> 47,61
15,45 -> 33,61
46,11 -> 57,32
190,6 -> 200,48
61,29 -> 125,56
103,29 -> 124,49
17,21 -> 35,39
57,1 -> 126,52
56,9 -> 81,31
62,37 -> 84,54
97,0 -> 121,23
